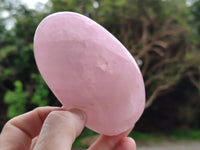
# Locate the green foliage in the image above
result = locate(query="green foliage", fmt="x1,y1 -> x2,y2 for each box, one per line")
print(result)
0,45 -> 16,58
191,0 -> 200,36
170,129 -> 200,140
72,128 -> 97,148
0,0 -> 51,120
31,73 -> 49,107
4,80 -> 28,118
130,129 -> 200,142
185,52 -> 193,60
3,69 -> 14,76
129,131 -> 157,141
0,0 -> 200,134
73,129 -> 200,148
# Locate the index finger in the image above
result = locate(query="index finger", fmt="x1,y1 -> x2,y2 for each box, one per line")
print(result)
88,127 -> 134,150
0,106 -> 61,150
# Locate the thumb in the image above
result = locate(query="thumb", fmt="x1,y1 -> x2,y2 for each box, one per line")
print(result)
33,109 -> 87,150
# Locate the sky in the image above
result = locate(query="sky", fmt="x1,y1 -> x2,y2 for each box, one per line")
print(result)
1,0 -> 197,29
20,0 -> 198,9
21,0 -> 48,9
16,0 -> 199,9
1,0 -> 49,29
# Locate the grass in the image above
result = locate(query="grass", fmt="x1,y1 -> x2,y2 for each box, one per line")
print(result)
170,129 -> 200,140
129,131 -> 157,141
73,128 -> 200,148
130,129 -> 200,142
73,128 -> 97,148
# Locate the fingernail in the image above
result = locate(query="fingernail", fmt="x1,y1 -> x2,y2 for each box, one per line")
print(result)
69,108 -> 87,121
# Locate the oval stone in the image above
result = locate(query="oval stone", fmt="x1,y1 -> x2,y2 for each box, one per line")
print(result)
34,12 -> 145,136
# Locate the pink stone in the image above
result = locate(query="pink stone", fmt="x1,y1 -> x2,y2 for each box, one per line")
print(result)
34,12 -> 145,136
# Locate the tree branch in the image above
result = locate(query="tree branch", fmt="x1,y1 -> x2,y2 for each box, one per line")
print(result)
145,83 -> 173,109
187,73 -> 200,92
140,18 -> 149,45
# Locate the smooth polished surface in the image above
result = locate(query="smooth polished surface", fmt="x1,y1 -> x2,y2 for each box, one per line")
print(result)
34,12 -> 145,136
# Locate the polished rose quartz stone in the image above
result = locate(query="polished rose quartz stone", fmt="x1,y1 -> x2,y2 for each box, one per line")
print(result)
34,12 -> 145,136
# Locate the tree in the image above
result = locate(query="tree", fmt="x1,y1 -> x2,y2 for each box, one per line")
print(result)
190,0 -> 200,91
48,0 -> 200,108
0,0 -> 200,131
0,0 -> 54,123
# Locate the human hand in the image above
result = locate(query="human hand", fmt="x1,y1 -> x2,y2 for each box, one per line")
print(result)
0,107 -> 136,150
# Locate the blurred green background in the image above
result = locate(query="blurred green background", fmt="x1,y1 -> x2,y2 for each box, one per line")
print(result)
0,0 -> 200,148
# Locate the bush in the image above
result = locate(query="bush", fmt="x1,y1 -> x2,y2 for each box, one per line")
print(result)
4,80 -> 28,118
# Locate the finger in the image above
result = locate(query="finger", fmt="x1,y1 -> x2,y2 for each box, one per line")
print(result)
0,107 -> 61,150
88,127 -> 133,150
33,109 -> 87,150
114,137 -> 136,150
30,137 -> 38,150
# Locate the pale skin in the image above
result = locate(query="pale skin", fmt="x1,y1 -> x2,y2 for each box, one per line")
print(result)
0,107 -> 136,150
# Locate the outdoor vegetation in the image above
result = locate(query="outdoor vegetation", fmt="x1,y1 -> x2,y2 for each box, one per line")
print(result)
0,0 -> 200,148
